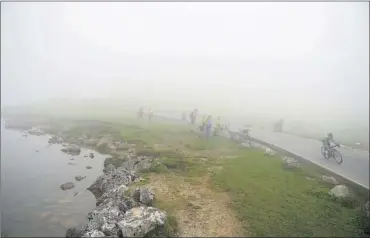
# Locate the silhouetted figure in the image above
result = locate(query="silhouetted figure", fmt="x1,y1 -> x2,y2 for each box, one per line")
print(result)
138,107 -> 144,120
148,108 -> 153,121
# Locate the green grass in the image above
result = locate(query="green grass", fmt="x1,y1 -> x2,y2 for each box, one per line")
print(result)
211,149 -> 364,237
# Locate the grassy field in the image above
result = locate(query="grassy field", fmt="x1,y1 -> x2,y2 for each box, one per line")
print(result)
96,117 -> 368,237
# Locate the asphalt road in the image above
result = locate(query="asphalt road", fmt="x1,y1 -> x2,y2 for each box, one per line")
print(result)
155,113 -> 369,188
249,129 -> 369,188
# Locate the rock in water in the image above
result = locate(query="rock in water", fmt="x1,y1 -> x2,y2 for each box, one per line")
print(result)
86,166 -> 92,169
61,144 -> 81,155
329,185 -> 350,199
117,206 -> 167,237
60,182 -> 75,190
75,176 -> 87,182
48,135 -> 63,144
89,153 -> 95,158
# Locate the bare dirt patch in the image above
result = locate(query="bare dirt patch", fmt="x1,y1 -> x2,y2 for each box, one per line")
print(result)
147,173 -> 245,237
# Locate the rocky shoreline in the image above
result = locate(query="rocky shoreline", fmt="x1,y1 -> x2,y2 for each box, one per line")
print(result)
4,117 -> 169,237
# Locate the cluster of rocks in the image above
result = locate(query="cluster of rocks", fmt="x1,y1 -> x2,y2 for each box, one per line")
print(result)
66,154 -> 167,238
282,156 -> 300,169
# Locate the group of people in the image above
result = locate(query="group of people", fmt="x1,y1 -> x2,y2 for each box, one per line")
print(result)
137,107 -> 153,121
184,109 -> 227,138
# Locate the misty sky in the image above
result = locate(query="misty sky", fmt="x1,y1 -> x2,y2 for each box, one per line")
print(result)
1,2 -> 369,123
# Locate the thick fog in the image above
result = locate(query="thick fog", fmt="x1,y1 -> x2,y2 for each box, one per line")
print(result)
1,2 -> 369,127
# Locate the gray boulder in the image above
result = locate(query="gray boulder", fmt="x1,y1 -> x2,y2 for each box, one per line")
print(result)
139,187 -> 155,206
117,206 -> 167,237
322,175 -> 339,185
28,127 -> 46,136
75,176 -> 87,182
81,230 -> 105,237
282,157 -> 300,169
264,147 -> 274,156
131,188 -> 141,203
60,182 -> 75,190
48,135 -> 63,144
329,185 -> 350,199
61,144 -> 81,155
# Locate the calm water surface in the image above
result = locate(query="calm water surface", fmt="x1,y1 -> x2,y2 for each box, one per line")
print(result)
1,119 -> 106,237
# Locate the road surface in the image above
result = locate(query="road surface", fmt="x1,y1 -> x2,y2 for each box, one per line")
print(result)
249,129 -> 369,188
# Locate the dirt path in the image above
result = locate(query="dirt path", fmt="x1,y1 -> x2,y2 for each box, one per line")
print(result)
147,173 -> 245,237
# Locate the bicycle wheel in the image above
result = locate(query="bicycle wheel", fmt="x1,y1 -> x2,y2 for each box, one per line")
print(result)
321,146 -> 329,159
332,149 -> 343,164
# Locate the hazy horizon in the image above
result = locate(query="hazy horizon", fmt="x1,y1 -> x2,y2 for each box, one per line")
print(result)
1,2 -> 369,128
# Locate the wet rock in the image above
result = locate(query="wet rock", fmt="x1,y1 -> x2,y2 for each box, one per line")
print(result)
86,166 -> 92,169
117,206 -> 167,237
60,182 -> 75,190
75,176 -> 87,181
89,153 -> 95,158
61,144 -> 81,155
104,156 -> 127,169
35,150 -> 39,152
282,157 -> 300,169
322,175 -> 339,185
49,135 -> 63,144
28,127 -> 46,136
74,192 -> 79,196
68,162 -> 76,165
329,185 -> 350,199
70,158 -> 75,160
67,151 -> 164,237
84,155 -> 88,158
103,164 -> 116,174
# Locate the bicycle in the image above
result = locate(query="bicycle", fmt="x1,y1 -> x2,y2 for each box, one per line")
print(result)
321,142 -> 343,164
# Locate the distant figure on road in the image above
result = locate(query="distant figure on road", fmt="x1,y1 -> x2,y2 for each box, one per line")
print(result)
214,116 -> 222,135
190,109 -> 198,124
200,115 -> 207,131
138,107 -> 144,120
148,108 -> 153,121
205,115 -> 213,138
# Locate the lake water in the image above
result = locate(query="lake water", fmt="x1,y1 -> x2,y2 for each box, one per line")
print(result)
1,119 -> 106,237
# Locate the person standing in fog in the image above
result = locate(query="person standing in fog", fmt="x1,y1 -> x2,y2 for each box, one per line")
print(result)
205,115 -> 213,138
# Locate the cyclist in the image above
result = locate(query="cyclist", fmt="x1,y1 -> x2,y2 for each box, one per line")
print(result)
322,132 -> 340,157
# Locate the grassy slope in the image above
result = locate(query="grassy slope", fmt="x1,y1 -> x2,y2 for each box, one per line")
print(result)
109,119 -> 366,237
212,150 -> 361,237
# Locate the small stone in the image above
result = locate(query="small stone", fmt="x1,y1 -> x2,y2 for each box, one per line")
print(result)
75,176 -> 87,181
60,182 -> 75,190
86,166 -> 92,169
